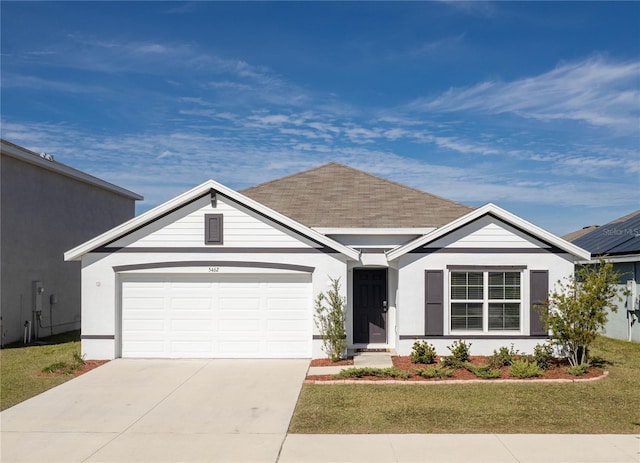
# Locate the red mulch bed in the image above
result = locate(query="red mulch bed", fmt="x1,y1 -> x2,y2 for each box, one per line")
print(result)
36,360 -> 109,378
306,356 -> 605,382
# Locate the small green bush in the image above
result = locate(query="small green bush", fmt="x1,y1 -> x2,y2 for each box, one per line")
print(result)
333,367 -> 411,380
567,363 -> 590,376
465,363 -> 502,379
415,365 -> 455,378
41,361 -> 67,374
440,356 -> 463,369
509,360 -> 542,378
533,343 -> 554,370
447,340 -> 471,362
410,341 -> 437,364
488,345 -> 518,368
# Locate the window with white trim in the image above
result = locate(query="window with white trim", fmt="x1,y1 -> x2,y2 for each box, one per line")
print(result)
450,270 -> 522,332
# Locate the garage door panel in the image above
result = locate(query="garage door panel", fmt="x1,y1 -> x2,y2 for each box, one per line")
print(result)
169,319 -> 212,331
266,319 -> 308,332
219,297 -> 261,311
169,341 -> 213,355
266,341 -> 309,354
218,318 -> 261,331
121,273 -> 311,358
219,340 -> 261,354
124,319 -> 165,331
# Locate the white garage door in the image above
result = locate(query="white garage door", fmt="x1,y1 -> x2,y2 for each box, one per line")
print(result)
121,273 -> 312,358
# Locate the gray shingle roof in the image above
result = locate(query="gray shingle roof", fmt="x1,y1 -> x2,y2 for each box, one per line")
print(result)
569,210 -> 640,256
241,162 -> 474,228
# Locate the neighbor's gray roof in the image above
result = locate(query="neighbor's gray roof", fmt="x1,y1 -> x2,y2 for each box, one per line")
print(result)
568,210 -> 640,256
241,162 -> 474,228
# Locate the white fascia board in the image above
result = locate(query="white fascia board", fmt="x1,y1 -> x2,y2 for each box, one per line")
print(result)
65,179 -> 360,261
1,139 -> 143,201
386,203 -> 591,261
313,227 -> 437,235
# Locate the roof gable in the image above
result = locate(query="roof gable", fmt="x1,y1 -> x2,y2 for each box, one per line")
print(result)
241,162 -> 473,228
387,203 -> 591,261
65,179 -> 360,261
571,210 -> 640,256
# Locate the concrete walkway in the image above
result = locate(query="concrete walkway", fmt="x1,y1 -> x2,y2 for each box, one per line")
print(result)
279,434 -> 640,462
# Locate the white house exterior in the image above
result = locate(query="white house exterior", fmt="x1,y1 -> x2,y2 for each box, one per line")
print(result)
65,163 -> 590,359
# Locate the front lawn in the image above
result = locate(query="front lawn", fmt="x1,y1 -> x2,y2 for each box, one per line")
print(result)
1,331 -> 84,411
290,336 -> 640,434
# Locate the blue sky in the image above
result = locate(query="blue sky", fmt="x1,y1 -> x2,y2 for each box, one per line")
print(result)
2,1 -> 638,235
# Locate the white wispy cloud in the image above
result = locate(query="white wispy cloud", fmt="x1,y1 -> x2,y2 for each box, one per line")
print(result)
410,56 -> 640,133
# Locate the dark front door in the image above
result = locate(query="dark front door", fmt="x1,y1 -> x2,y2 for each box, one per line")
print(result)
353,268 -> 387,344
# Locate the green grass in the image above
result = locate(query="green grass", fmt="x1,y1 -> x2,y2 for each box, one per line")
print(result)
290,336 -> 640,434
1,331 -> 82,411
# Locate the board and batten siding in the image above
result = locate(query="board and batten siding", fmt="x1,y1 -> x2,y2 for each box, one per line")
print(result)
427,216 -> 550,249
108,195 -> 319,249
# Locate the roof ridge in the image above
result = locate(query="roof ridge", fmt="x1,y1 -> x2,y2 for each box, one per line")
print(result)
242,161 -> 473,210
337,163 -> 473,210
240,162 -> 337,192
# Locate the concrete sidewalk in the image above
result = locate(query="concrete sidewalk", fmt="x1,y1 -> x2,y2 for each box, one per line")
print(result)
278,434 -> 640,463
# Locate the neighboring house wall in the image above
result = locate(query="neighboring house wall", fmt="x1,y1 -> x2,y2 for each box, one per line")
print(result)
604,263 -> 640,343
564,210 -> 640,343
394,216 -> 577,355
1,146 -> 138,345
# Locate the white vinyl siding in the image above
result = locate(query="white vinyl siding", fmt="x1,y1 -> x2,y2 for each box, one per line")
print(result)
121,273 -> 312,358
450,270 -> 522,333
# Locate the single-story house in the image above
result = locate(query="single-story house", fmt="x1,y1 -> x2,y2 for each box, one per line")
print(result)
65,163 -> 590,359
1,139 -> 142,346
564,210 -> 640,342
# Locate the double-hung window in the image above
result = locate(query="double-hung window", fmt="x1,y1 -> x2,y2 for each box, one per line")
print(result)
450,270 -> 522,333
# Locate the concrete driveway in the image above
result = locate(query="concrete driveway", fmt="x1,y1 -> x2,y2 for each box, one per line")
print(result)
0,359 -> 309,463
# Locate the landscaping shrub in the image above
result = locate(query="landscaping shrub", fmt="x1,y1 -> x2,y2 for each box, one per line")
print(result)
447,340 -> 471,362
314,277 -> 347,362
465,363 -> 502,379
533,343 -> 554,370
41,361 -> 67,374
333,367 -> 411,380
440,356 -> 463,369
410,340 -> 437,364
509,360 -> 542,378
415,365 -> 455,378
537,259 -> 625,367
567,363 -> 590,376
488,345 -> 518,368
41,352 -> 86,375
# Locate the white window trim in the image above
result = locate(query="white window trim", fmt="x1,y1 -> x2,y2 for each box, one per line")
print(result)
448,268 -> 525,335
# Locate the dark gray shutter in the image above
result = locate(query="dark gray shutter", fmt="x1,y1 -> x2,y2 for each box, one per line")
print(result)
425,270 -> 444,336
205,214 -> 223,244
530,270 -> 548,336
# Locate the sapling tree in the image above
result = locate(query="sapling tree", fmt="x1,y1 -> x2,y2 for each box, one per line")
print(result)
314,277 -> 347,362
537,259 -> 624,366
